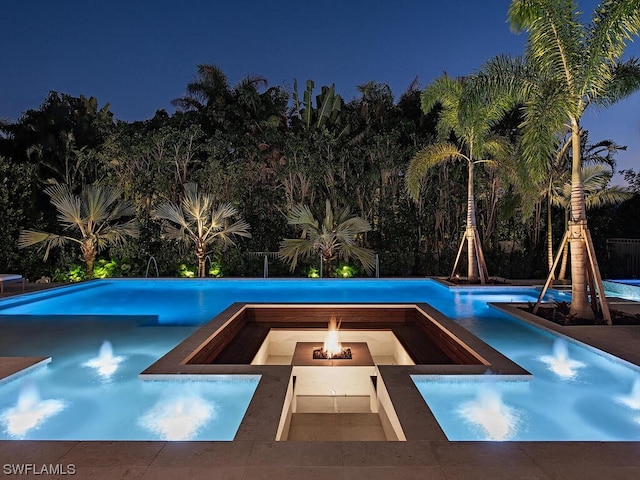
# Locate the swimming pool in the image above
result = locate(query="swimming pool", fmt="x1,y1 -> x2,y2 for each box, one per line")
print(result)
0,279 -> 638,441
603,279 -> 640,301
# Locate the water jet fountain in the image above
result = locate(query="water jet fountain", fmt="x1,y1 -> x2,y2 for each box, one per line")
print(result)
139,393 -> 215,441
0,380 -> 65,437
539,338 -> 585,379
83,340 -> 124,379
459,383 -> 518,441
616,378 -> 640,410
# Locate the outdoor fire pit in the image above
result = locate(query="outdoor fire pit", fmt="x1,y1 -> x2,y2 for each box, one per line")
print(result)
312,346 -> 352,360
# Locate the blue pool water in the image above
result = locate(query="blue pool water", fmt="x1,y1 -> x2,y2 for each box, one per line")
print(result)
612,279 -> 640,286
0,278 -> 639,441
603,279 -> 640,301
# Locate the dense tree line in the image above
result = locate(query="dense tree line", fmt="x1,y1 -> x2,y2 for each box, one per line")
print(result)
1,56 -> 638,281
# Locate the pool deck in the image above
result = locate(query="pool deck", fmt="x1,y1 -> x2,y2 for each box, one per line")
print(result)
0,281 -> 639,479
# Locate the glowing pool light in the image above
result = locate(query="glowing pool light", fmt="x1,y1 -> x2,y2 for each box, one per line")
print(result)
539,338 -> 585,379
617,378 -> 640,410
139,394 -> 215,441
0,381 -> 65,437
458,384 -> 518,441
83,340 -> 124,378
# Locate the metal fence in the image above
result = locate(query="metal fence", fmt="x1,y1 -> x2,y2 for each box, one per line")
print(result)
606,238 -> 640,278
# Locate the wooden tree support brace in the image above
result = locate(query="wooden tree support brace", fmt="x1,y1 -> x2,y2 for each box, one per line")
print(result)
582,226 -> 612,325
473,227 -> 488,285
450,232 -> 466,280
533,230 -> 569,315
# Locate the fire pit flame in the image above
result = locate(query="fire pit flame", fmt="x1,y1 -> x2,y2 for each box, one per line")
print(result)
323,315 -> 343,357
313,315 -> 352,360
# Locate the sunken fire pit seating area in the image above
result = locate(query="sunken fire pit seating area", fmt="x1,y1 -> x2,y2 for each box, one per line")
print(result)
140,303 -> 529,441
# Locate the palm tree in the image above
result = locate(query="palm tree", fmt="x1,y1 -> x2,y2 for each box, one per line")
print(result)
509,0 -> 640,320
278,199 -> 375,277
18,184 -> 139,276
154,183 -> 251,277
405,74 -> 515,283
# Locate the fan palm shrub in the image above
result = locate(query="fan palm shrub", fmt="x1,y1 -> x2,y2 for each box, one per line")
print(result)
154,182 -> 251,277
18,184 -> 139,277
278,199 -> 375,277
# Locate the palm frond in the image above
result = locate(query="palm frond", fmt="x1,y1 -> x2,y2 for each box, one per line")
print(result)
287,204 -> 319,231
18,230 -> 76,260
519,82 -> 572,180
44,185 -> 85,233
510,0 -> 584,94
421,75 -> 462,116
278,238 -> 317,272
335,216 -> 372,238
585,185 -> 632,208
586,0 -> 640,98
473,54 -> 530,104
182,182 -> 214,226
154,201 -> 189,228
161,222 -> 191,243
340,245 -> 376,275
209,203 -> 240,230
405,143 -> 465,201
594,58 -> 640,106
209,218 -> 252,248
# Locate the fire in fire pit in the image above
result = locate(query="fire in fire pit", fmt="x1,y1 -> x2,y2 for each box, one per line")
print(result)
312,315 -> 352,359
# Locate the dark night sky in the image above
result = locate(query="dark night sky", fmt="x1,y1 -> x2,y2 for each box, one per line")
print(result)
1,0 -> 638,178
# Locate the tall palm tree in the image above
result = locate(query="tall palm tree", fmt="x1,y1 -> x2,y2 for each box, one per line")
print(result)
278,199 -> 375,277
154,183 -> 251,277
405,74 -> 515,283
509,0 -> 640,320
18,184 -> 139,276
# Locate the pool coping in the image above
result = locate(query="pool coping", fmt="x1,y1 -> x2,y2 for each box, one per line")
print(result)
0,357 -> 51,385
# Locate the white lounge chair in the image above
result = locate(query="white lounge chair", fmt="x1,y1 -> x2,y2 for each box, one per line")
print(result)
0,274 -> 25,295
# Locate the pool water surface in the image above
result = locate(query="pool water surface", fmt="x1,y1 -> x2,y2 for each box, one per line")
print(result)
0,279 -> 638,441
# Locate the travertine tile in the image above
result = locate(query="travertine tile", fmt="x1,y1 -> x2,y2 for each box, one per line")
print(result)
344,466 -> 446,480
442,465 -> 550,480
150,441 -> 253,467
432,441 -> 534,467
140,466 -> 245,480
0,440 -> 78,464
58,441 -> 164,467
247,441 -> 343,466
342,441 -> 437,466
66,465 -> 146,480
520,442 -> 640,467
242,466 -> 344,480
545,466 -> 640,480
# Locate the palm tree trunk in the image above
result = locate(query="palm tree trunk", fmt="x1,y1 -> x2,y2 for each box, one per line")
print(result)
547,196 -> 554,277
81,240 -> 96,278
568,120 -> 594,320
466,161 -> 479,282
196,243 -> 206,278
323,254 -> 333,278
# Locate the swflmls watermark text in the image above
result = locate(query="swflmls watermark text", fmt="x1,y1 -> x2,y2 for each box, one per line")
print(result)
3,464 -> 76,476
